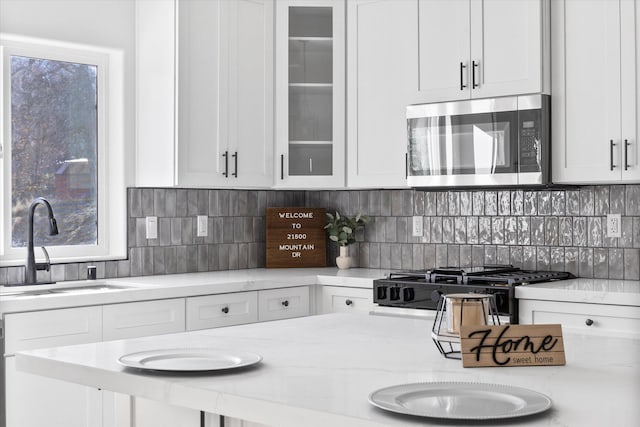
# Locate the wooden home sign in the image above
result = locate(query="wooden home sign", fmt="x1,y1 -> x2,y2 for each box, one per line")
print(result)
460,324 -> 566,368
266,207 -> 326,268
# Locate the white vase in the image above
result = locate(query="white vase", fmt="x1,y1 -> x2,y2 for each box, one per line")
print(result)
336,246 -> 353,269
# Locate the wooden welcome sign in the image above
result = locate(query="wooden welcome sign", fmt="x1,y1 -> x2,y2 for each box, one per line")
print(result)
460,324 -> 566,368
265,207 -> 326,268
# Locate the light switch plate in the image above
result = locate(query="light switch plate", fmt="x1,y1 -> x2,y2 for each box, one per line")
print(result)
197,215 -> 208,237
145,216 -> 158,239
412,216 -> 424,237
606,214 -> 622,238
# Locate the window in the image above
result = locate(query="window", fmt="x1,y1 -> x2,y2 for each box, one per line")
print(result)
1,35 -> 126,266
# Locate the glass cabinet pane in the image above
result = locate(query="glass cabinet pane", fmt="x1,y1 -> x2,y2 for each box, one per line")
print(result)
289,86 -> 332,141
289,7 -> 332,37
288,6 -> 333,176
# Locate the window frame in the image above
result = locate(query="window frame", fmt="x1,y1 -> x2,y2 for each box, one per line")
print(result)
0,34 -> 126,266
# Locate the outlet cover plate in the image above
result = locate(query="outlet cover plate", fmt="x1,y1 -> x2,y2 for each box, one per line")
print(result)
606,214 -> 622,238
197,215 -> 208,237
145,216 -> 158,240
412,216 -> 424,237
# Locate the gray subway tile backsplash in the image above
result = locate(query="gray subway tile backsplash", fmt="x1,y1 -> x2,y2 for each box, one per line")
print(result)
2,185 -> 639,286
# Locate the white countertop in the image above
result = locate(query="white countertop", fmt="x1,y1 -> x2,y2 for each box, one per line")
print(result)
16,313 -> 640,427
2,268 -> 639,316
0,268 -> 388,315
515,277 -> 640,306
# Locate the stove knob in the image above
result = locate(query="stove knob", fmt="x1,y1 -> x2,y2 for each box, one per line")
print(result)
389,287 -> 401,300
376,286 -> 387,299
402,288 -> 415,301
430,290 -> 444,302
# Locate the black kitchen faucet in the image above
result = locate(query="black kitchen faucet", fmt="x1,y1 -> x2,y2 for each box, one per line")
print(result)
24,197 -> 59,285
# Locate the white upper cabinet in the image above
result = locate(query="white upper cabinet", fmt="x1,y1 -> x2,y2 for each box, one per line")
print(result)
417,0 -> 548,103
177,0 -> 274,188
274,0 -> 346,189
552,0 -> 639,184
346,0 -> 416,188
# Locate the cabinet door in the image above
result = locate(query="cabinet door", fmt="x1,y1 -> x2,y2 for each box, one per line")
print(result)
417,0 -> 470,103
221,0 -> 274,188
176,0 -> 225,186
135,0 -> 177,187
6,357 -> 102,427
552,0 -> 623,183
274,0 -> 346,188
471,0 -> 544,99
4,307 -> 103,427
620,0 -> 640,182
320,286 -> 373,314
258,286 -> 310,321
186,292 -> 259,330
346,0 -> 415,188
103,298 -> 185,341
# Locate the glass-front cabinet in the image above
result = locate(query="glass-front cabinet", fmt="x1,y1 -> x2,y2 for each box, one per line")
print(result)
275,0 -> 345,188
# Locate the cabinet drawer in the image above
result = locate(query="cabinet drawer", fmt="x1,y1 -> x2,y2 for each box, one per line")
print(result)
320,286 -> 374,314
103,298 -> 185,341
258,286 -> 310,322
519,300 -> 640,338
4,306 -> 102,355
186,292 -> 258,331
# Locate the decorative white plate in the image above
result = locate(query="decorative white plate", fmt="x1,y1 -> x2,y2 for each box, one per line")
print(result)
368,382 -> 552,420
118,348 -> 262,372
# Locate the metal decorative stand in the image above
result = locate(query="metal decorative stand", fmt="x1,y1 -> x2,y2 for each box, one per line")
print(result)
431,293 -> 500,359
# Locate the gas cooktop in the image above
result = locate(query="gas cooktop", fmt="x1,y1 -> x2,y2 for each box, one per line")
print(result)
373,265 -> 576,324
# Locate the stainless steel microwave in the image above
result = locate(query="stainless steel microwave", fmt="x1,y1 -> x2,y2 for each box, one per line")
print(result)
406,94 -> 550,188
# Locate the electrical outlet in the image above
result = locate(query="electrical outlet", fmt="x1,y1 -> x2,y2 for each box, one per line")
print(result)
606,214 -> 622,238
197,215 -> 208,237
412,216 -> 424,237
145,216 -> 158,239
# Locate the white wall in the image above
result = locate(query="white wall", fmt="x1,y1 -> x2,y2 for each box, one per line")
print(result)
0,0 -> 137,187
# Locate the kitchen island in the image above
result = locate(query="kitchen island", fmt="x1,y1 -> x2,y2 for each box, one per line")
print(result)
15,313 -> 640,427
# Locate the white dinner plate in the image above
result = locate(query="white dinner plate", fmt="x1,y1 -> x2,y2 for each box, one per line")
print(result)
118,348 -> 262,372
368,382 -> 552,420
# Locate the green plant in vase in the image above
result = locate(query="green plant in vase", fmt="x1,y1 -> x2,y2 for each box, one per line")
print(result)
324,212 -> 369,269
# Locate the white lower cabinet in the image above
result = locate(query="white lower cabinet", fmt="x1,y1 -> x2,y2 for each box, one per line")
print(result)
258,286 -> 310,321
519,299 -> 640,339
4,306 -> 103,427
187,291 -> 259,330
320,286 -> 374,314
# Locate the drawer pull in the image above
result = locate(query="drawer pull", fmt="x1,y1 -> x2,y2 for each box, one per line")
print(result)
221,306 -> 229,314
281,300 -> 289,307
345,299 -> 353,306
585,318 -> 594,326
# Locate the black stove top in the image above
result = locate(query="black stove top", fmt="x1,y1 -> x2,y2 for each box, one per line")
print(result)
386,265 -> 575,286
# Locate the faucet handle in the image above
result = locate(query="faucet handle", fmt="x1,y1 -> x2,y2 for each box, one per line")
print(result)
35,246 -> 51,272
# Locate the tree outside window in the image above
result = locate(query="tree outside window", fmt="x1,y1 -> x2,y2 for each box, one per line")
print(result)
10,56 -> 98,248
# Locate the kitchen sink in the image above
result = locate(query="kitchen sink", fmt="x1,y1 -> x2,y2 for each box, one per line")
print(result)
0,282 -> 135,297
